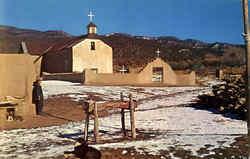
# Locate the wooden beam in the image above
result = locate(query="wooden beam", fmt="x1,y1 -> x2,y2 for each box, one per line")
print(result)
120,92 -> 127,136
84,102 -> 90,142
129,93 -> 136,139
94,102 -> 99,142
242,0 -> 250,153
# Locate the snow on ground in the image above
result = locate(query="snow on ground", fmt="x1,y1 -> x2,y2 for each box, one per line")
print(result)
42,80 -> 210,103
0,80 -> 247,159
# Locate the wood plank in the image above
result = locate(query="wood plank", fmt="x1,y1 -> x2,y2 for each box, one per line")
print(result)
94,102 -> 99,142
129,93 -> 136,139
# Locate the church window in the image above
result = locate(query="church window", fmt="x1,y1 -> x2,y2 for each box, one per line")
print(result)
91,41 -> 95,50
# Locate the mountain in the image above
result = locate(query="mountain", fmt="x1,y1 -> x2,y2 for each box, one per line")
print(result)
0,25 -> 246,71
0,25 -> 73,38
0,25 -> 73,53
99,33 -> 245,71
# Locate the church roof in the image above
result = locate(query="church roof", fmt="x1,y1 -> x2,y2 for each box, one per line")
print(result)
47,34 -> 101,52
22,34 -> 102,56
23,42 -> 53,55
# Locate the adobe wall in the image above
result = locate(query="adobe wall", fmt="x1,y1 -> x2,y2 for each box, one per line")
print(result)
138,58 -> 177,85
43,72 -> 83,83
83,58 -> 196,86
33,56 -> 42,76
175,71 -> 196,86
84,69 -> 138,85
72,39 -> 113,73
0,54 -> 40,126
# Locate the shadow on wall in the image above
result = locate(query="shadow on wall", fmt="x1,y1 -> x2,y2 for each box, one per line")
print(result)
42,72 -> 84,83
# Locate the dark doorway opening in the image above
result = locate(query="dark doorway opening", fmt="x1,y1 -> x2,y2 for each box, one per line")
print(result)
152,67 -> 163,82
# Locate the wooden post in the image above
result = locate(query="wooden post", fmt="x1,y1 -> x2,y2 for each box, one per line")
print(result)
93,102 -> 99,142
242,0 -> 250,155
120,92 -> 127,136
84,102 -> 90,142
129,93 -> 136,139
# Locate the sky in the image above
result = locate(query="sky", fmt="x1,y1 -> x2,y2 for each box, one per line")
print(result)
0,0 -> 246,44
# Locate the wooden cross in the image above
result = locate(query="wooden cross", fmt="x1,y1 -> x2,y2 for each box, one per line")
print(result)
156,48 -> 160,57
88,11 -> 95,22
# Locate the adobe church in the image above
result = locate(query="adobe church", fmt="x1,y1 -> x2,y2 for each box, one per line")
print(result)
21,12 -> 113,74
20,12 -> 196,86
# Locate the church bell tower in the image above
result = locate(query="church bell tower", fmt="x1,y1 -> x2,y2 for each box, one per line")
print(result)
87,11 -> 97,34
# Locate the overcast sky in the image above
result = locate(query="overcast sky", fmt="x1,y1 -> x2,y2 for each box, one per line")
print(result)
0,0 -> 246,44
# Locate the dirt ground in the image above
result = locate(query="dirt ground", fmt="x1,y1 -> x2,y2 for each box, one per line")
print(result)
1,95 -> 116,130
1,95 -> 248,159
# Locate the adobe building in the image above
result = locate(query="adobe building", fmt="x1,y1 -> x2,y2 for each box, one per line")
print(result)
39,47 -> 196,85
84,52 -> 196,86
19,12 -> 195,86
0,53 -> 41,128
20,12 -> 113,74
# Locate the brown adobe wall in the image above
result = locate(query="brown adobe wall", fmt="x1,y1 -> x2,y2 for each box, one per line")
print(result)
175,71 -> 196,86
43,72 -> 83,83
84,59 -> 196,86
33,56 -> 42,76
84,69 -> 138,85
0,54 -> 40,127
138,58 -> 177,85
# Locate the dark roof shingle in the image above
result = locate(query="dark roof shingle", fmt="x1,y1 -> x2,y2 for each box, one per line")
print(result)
24,34 -> 101,56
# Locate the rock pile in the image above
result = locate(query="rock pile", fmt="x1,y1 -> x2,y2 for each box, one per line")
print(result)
196,76 -> 248,120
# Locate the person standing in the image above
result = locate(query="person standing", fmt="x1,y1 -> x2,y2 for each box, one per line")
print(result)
32,77 -> 44,115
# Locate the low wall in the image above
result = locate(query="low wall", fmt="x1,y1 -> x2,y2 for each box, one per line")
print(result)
43,72 -> 83,83
84,69 -> 196,86
176,71 -> 196,86
137,58 -> 177,85
84,69 -> 139,85
43,69 -> 196,86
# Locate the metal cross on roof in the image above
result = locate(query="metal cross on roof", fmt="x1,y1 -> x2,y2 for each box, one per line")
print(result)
119,65 -> 127,74
156,48 -> 160,57
88,11 -> 95,22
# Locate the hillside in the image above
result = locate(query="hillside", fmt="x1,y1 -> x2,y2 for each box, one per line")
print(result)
0,25 -> 246,72
99,33 -> 245,72
0,25 -> 73,53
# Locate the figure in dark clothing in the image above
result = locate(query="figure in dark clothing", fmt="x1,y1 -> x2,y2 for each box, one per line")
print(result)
32,77 -> 44,115
74,138 -> 101,159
